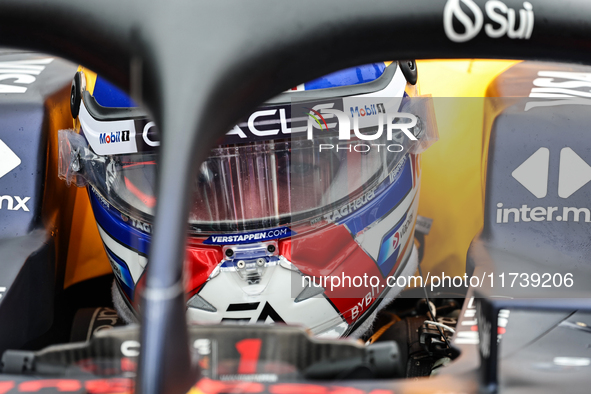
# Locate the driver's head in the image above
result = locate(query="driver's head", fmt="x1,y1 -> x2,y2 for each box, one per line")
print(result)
60,62 -> 437,338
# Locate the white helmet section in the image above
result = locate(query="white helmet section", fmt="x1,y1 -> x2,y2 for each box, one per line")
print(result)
186,260 -> 347,337
78,100 -> 138,155
342,64 -> 407,130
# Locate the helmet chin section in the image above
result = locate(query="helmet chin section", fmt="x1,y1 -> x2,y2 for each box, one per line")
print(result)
111,242 -> 419,339
186,242 -> 419,339
186,246 -> 347,336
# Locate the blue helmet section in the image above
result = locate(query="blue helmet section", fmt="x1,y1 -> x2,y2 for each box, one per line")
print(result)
92,63 -> 386,108
93,76 -> 137,108
105,248 -> 136,299
304,63 -> 386,91
88,188 -> 151,255
338,156 -> 413,236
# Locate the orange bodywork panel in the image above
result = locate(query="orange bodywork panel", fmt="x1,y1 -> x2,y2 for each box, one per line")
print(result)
415,59 -> 520,280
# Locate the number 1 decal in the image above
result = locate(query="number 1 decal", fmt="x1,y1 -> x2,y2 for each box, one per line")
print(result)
236,338 -> 262,374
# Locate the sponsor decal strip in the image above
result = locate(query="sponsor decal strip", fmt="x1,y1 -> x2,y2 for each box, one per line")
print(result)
79,101 -> 138,155
203,227 -> 295,245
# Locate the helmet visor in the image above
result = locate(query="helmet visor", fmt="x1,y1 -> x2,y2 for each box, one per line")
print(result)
63,130 -> 410,233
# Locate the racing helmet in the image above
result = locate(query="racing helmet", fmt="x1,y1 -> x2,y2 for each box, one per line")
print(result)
59,61 -> 437,338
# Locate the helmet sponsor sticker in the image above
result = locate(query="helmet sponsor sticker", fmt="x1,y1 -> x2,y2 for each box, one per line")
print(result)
377,212 -> 413,276
79,99 -> 138,155
203,227 -> 296,245
322,187 -> 376,223
222,302 -> 285,324
98,129 -> 130,145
